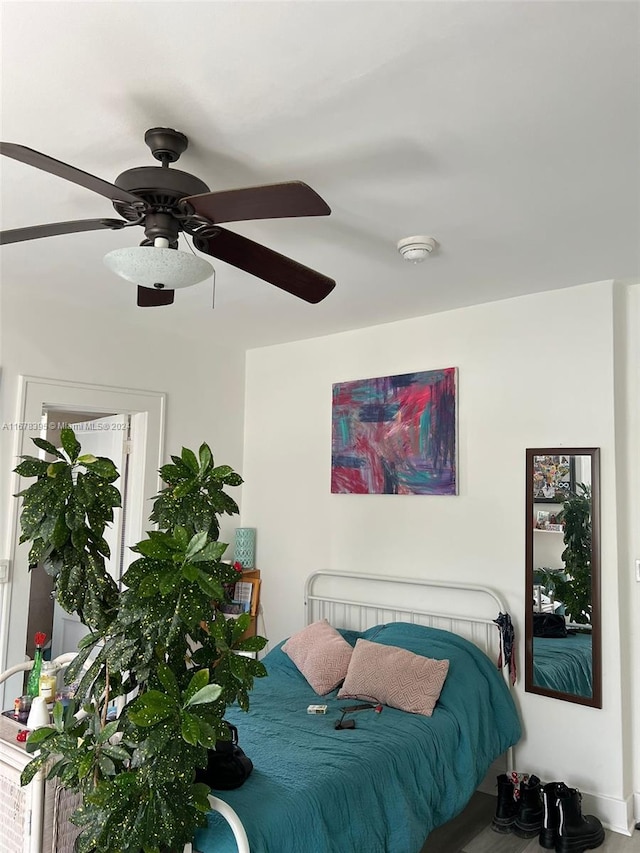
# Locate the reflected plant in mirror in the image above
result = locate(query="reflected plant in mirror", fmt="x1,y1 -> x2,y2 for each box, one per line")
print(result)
525,449 -> 601,708
537,484 -> 592,625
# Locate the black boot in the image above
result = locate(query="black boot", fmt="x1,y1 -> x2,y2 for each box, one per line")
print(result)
491,774 -> 519,833
540,782 -> 563,849
555,784 -> 605,853
513,774 -> 543,838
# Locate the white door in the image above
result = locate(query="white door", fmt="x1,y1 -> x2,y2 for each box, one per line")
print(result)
51,414 -> 129,659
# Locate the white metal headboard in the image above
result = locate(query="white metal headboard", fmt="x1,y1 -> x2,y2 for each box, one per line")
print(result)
304,571 -> 512,690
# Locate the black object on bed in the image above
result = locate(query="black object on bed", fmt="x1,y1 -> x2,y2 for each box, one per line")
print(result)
194,722 -> 253,790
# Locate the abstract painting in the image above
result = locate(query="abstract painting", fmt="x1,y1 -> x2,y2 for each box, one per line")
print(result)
331,368 -> 457,495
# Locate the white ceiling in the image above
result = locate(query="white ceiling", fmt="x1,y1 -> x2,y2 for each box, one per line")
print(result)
1,1 -> 639,350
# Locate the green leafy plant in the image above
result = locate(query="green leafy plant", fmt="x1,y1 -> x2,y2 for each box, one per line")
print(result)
15,427 -> 267,853
537,483 -> 592,624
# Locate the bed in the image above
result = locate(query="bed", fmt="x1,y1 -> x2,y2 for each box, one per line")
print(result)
532,632 -> 592,697
192,572 -> 522,853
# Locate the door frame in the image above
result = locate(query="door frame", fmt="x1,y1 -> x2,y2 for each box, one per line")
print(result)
0,376 -> 165,705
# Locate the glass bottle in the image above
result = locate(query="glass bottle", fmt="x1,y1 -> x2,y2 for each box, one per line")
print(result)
26,632 -> 46,698
39,661 -> 57,708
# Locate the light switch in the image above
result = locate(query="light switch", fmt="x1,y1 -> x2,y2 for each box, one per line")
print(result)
0,559 -> 10,582
636,560 -> 640,583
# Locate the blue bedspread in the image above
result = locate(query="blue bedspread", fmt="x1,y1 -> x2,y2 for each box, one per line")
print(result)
194,622 -> 521,853
533,633 -> 592,698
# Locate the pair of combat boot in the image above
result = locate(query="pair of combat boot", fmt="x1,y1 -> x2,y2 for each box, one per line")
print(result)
492,773 -> 605,852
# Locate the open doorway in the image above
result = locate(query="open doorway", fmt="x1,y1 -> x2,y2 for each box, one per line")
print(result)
0,377 -> 165,708
24,409 -> 136,663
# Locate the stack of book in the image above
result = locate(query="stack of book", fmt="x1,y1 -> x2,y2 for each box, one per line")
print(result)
220,570 -> 260,617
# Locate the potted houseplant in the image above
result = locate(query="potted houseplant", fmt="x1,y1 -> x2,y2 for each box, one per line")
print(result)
14,426 -> 267,852
537,483 -> 592,624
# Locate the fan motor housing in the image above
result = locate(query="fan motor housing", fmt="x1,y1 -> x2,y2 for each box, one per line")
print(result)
112,166 -> 211,221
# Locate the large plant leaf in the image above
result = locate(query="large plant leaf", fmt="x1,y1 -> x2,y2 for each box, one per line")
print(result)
15,457 -> 50,477
185,683 -> 222,707
157,662 -> 180,701
32,437 -> 65,459
181,447 -> 200,474
100,740 -> 130,761
183,669 -> 209,705
173,479 -> 196,499
235,634 -> 268,654
128,690 -> 176,727
198,444 -> 213,476
97,720 -> 120,743
134,538 -> 175,560
230,611 -> 251,641
87,457 -> 119,482
194,568 -> 223,599
185,531 -> 208,562
189,541 -> 228,563
20,752 -> 49,786
60,426 -> 82,462
180,712 -> 201,745
25,726 -> 57,752
192,781 -> 214,811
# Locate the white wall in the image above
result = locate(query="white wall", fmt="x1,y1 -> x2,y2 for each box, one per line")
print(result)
241,280 -> 633,829
0,290 -> 247,681
0,297 -> 247,541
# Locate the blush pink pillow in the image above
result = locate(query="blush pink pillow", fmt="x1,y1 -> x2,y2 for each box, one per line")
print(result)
337,638 -> 449,716
282,619 -> 354,695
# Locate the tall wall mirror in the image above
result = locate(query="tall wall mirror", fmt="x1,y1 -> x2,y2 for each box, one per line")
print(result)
525,448 -> 601,707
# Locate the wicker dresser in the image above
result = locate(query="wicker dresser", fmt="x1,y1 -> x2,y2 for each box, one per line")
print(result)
0,714 -> 80,853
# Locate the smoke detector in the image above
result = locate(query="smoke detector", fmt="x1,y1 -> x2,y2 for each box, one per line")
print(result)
397,235 -> 438,263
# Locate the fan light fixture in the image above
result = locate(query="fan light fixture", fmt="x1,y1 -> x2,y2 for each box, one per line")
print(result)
104,237 -> 214,290
397,236 -> 438,263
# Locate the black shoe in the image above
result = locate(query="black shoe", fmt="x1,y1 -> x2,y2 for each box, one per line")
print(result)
539,782 -> 563,849
513,775 -> 543,838
491,774 -> 519,834
555,783 -> 605,853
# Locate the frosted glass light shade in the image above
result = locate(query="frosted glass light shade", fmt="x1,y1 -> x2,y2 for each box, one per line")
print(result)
104,246 -> 214,290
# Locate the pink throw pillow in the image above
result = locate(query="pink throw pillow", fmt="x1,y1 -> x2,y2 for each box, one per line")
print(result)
282,619 -> 354,695
337,638 -> 449,716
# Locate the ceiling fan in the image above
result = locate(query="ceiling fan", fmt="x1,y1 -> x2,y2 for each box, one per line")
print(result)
0,127 -> 335,307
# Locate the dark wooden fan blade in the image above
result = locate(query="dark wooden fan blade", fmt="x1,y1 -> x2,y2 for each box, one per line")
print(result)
137,286 -> 175,307
183,181 -> 330,224
194,228 -> 335,304
1,218 -> 126,245
1,142 -> 144,204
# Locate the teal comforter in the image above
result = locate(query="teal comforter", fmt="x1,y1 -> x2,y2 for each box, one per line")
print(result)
194,622 -> 521,853
533,633 -> 592,698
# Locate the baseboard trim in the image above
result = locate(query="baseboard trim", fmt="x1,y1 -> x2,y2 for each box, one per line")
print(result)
634,791 -> 640,823
580,790 -> 634,837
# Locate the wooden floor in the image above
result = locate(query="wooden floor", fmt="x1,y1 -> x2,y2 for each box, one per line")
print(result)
420,792 -> 640,853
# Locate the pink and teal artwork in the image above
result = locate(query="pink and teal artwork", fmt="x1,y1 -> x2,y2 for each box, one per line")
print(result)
331,368 -> 457,495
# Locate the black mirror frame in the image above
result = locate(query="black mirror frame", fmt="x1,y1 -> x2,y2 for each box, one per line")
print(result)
524,447 -> 602,708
